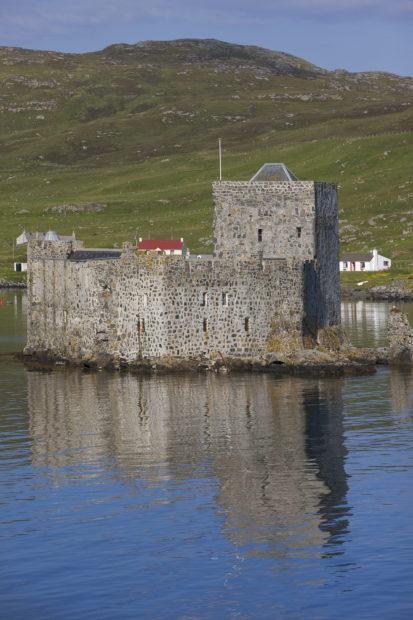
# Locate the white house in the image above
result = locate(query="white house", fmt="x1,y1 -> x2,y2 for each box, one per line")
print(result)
339,249 -> 391,272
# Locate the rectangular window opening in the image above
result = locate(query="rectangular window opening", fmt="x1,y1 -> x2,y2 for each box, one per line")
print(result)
201,292 -> 207,307
257,228 -> 263,242
296,226 -> 302,238
244,317 -> 250,333
222,292 -> 228,306
138,318 -> 145,333
203,318 -> 208,333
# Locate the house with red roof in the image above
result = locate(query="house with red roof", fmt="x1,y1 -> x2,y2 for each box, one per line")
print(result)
137,237 -> 189,257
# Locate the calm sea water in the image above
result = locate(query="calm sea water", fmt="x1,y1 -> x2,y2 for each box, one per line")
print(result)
1,291 -> 412,619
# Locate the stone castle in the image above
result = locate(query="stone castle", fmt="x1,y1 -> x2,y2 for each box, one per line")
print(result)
25,164 -> 340,367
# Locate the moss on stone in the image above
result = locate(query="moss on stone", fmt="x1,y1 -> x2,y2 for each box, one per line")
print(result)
317,325 -> 347,352
266,319 -> 303,353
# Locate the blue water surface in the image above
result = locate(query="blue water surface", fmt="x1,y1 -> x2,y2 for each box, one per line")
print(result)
0,292 -> 412,619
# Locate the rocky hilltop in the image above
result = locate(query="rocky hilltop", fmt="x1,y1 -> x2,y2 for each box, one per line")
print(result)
0,39 -> 412,277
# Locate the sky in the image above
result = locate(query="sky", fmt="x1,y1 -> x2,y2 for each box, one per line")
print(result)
0,0 -> 412,75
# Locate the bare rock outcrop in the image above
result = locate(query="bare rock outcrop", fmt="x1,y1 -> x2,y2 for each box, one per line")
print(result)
387,307 -> 413,365
371,282 -> 413,301
44,202 -> 107,214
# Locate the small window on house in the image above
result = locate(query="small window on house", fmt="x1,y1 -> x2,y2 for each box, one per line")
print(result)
222,292 -> 228,306
244,317 -> 250,332
297,227 -> 302,238
137,319 -> 145,333
257,228 -> 263,242
203,318 -> 208,333
201,292 -> 207,306
360,262 -> 365,271
384,260 -> 389,266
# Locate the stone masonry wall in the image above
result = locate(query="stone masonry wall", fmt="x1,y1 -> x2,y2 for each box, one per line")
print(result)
26,178 -> 339,364
213,180 -> 340,330
301,183 -> 340,332
26,245 -> 305,362
213,181 -> 316,260
314,182 -> 340,327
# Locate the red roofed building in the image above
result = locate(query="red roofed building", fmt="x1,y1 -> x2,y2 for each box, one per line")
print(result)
137,237 -> 189,257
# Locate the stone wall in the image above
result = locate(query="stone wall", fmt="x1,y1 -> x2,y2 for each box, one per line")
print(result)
303,182 -> 340,332
213,180 -> 340,329
213,181 -> 316,260
314,182 -> 340,327
25,178 -> 340,364
26,247 -> 306,363
27,239 -> 83,261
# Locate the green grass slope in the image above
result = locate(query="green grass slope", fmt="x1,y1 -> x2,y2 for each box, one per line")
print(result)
0,39 -> 412,282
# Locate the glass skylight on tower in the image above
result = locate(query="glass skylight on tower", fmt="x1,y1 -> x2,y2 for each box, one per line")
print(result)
250,163 -> 298,182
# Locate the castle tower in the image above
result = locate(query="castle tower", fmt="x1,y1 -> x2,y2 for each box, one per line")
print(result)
212,164 -> 340,329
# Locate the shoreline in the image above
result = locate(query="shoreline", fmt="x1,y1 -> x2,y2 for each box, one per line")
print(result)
340,282 -> 413,302
0,279 -> 27,289
15,347 -> 387,377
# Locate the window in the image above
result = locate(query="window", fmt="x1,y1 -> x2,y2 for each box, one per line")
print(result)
257,228 -> 263,242
244,317 -> 250,332
384,260 -> 389,267
203,318 -> 208,333
201,292 -> 207,307
296,226 -> 302,238
360,262 -> 365,271
138,318 -> 145,333
222,292 -> 228,306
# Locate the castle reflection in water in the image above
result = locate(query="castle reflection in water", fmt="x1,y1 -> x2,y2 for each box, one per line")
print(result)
28,371 -> 353,558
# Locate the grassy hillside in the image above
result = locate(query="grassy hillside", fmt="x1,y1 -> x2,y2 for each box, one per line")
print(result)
0,39 -> 412,282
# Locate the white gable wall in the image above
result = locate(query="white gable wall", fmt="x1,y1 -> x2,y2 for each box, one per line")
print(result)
339,249 -> 391,272
374,250 -> 391,270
